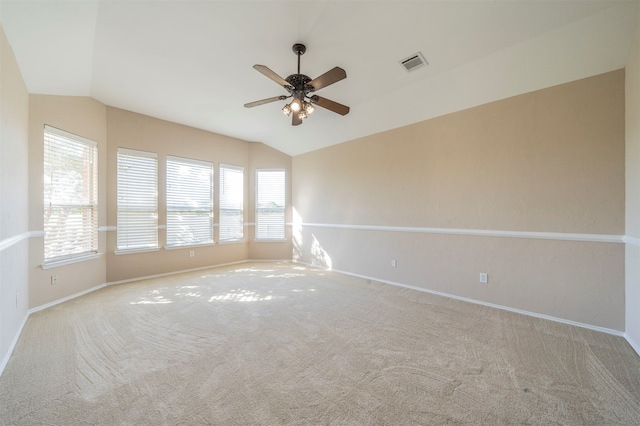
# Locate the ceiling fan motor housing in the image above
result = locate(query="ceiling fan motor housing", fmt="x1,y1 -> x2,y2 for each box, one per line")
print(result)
285,74 -> 313,95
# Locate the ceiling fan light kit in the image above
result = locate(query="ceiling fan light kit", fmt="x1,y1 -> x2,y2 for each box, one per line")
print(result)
244,43 -> 350,126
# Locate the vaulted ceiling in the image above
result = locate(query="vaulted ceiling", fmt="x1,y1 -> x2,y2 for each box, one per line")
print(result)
1,1 -> 638,156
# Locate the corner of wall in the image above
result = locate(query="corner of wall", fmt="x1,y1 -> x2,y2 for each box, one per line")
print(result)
0,23 -> 31,375
625,9 -> 640,356
27,95 -> 108,309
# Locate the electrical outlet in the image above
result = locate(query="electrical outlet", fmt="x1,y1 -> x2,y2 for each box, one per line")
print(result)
189,250 -> 195,258
51,275 -> 58,285
479,273 -> 488,284
391,259 -> 397,267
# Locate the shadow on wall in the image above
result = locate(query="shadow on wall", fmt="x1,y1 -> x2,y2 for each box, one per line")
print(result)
292,207 -> 332,269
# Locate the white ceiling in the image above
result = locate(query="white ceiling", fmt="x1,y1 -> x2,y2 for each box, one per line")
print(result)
1,1 -> 638,156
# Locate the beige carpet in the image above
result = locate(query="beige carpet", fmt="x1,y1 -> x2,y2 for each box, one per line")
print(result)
1,262 -> 640,425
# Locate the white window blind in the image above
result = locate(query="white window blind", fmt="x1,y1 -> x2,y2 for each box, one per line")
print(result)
117,149 -> 158,251
166,156 -> 213,247
219,164 -> 244,242
256,169 -> 285,240
43,126 -> 98,262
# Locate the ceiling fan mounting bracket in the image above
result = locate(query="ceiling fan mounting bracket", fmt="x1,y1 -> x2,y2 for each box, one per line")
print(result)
292,43 -> 306,56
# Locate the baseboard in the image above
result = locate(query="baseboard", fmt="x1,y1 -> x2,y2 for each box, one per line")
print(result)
0,312 -> 30,378
0,282 -> 107,377
106,259 -> 291,286
29,283 -> 108,315
294,260 -> 625,338
1,259 -> 293,378
6,258 -> 629,379
624,333 -> 640,356
107,260 -> 249,286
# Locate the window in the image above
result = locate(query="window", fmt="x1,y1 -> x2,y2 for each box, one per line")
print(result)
43,126 -> 98,263
117,149 -> 158,251
256,169 -> 285,240
219,164 -> 244,242
166,156 -> 213,247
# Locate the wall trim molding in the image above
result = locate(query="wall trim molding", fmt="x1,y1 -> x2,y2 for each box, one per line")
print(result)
294,260 -> 625,338
101,223 -> 276,231
29,224 -> 636,245
0,231 -> 44,253
300,222 -> 624,244
623,235 -> 640,247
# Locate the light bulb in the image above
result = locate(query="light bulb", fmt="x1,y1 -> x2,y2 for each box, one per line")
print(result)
282,104 -> 292,116
298,110 -> 307,120
305,103 -> 315,115
290,99 -> 302,112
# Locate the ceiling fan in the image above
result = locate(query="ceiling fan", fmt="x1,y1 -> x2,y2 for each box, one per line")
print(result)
244,43 -> 350,126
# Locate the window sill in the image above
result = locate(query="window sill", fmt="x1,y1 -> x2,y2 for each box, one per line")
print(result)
114,247 -> 160,255
42,252 -> 103,270
254,239 -> 287,243
164,242 -> 215,250
218,239 -> 245,245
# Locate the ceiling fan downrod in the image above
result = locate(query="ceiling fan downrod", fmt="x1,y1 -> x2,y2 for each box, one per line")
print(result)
292,43 -> 306,75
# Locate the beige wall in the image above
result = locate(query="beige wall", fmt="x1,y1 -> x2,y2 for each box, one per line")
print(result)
0,25 -> 30,366
106,107 -> 248,282
626,10 -> 640,350
0,17 -> 635,367
106,107 -> 292,283
28,95 -> 108,308
21,97 -> 293,302
293,70 -> 626,331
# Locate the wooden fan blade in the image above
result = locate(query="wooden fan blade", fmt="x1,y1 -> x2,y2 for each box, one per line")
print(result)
244,95 -> 288,108
253,65 -> 292,89
307,67 -> 346,91
310,95 -> 350,116
292,112 -> 302,126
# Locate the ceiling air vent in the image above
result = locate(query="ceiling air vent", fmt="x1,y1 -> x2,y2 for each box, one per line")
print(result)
400,52 -> 428,72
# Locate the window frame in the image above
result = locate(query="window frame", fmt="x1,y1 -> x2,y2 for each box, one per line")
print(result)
165,155 -> 214,248
255,168 -> 286,241
219,164 -> 244,243
116,148 -> 159,253
43,125 -> 99,265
